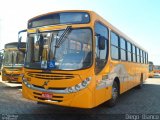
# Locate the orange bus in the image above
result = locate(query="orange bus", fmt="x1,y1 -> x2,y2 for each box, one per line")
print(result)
20,10 -> 148,108
0,50 -> 3,75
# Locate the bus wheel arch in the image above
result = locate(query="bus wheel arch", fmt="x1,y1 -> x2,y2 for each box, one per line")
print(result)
137,73 -> 144,89
114,77 -> 120,94
107,77 -> 120,107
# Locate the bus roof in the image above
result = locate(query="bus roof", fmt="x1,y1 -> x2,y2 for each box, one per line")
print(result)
5,42 -> 26,49
28,10 -> 147,52
28,10 -> 91,22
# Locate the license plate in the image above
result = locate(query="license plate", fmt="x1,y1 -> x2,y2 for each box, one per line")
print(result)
42,92 -> 52,99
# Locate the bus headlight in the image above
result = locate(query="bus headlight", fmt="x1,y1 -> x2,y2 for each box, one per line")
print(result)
68,87 -> 73,93
27,84 -> 31,88
75,85 -> 81,91
23,78 -> 28,85
67,77 -> 91,93
23,77 -> 32,88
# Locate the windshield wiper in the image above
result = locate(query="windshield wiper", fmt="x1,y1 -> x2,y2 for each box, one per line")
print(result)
55,26 -> 72,48
36,29 -> 44,61
47,26 -> 72,63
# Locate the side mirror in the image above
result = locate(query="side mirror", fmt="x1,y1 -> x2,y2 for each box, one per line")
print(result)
18,37 -> 22,50
98,36 -> 105,50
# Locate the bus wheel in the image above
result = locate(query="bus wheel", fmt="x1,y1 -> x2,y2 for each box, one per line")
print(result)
107,81 -> 119,107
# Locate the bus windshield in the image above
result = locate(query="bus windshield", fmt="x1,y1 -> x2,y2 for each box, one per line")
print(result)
25,28 -> 92,70
4,50 -> 25,67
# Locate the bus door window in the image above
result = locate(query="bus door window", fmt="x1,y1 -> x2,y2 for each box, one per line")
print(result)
94,22 -> 109,74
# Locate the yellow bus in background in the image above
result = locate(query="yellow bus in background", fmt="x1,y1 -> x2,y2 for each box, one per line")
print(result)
20,10 -> 148,108
154,65 -> 160,74
2,30 -> 27,82
0,50 -> 3,75
148,61 -> 154,78
2,42 -> 26,82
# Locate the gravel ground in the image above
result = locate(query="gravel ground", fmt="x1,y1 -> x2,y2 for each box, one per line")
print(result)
0,77 -> 160,120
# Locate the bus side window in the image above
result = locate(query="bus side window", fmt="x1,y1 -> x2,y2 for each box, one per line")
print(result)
120,37 -> 127,61
132,45 -> 136,62
136,48 -> 140,63
127,42 -> 132,62
111,32 -> 119,60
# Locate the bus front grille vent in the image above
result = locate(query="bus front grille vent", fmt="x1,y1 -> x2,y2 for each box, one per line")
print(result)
6,74 -> 20,77
33,92 -> 63,102
33,84 -> 66,91
27,72 -> 74,80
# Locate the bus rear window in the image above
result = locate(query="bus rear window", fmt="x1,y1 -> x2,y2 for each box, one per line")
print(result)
28,12 -> 90,28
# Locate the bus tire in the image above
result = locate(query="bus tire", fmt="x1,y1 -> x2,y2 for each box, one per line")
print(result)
107,81 -> 119,107
137,74 -> 143,89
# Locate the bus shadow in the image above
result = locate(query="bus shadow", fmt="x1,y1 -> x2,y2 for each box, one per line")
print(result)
0,82 -> 22,90
6,85 -> 22,89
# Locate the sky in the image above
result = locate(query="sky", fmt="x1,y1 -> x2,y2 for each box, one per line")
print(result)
0,0 -> 160,65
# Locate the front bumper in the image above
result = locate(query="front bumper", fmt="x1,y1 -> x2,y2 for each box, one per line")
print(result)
22,82 -> 94,108
2,73 -> 20,82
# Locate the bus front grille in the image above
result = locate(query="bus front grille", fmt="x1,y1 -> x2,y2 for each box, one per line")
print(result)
27,72 -> 74,80
33,92 -> 63,102
33,84 -> 66,90
5,74 -> 20,78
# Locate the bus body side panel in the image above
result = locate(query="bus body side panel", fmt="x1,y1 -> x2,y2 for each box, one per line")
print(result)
107,60 -> 148,94
94,87 -> 112,106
